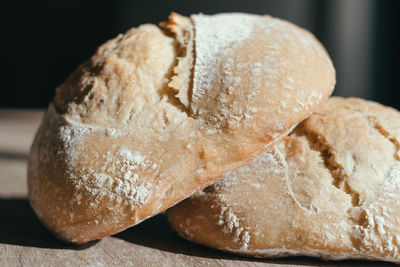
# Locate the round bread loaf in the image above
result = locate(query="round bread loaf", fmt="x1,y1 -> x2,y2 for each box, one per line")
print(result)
167,97 -> 400,263
28,12 -> 335,243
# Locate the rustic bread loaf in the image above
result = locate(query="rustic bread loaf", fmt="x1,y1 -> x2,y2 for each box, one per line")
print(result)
167,97 -> 400,263
28,12 -> 335,243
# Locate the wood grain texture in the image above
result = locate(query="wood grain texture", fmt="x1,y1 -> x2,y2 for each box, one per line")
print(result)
0,110 -> 394,266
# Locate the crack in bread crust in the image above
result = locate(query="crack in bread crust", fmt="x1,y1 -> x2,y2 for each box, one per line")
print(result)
294,124 -> 361,207
367,115 -> 400,161
160,13 -> 195,115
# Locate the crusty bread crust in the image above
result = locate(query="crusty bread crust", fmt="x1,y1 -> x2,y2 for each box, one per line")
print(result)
28,13 -> 335,243
167,97 -> 400,263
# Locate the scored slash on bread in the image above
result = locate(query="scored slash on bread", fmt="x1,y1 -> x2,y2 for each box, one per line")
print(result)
167,97 -> 400,263
28,12 -> 335,243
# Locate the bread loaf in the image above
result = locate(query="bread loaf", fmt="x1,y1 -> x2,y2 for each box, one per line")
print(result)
28,12 -> 335,243
167,97 -> 400,263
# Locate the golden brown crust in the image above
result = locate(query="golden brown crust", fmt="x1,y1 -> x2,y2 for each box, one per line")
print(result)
167,97 -> 400,263
28,13 -> 335,243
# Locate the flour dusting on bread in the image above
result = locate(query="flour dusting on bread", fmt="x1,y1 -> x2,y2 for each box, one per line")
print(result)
191,13 -> 259,114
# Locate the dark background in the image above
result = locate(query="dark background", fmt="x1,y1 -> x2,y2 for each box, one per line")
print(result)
1,0 -> 399,109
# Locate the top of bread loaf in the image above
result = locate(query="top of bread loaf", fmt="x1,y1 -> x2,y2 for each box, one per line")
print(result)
28,12 -> 335,243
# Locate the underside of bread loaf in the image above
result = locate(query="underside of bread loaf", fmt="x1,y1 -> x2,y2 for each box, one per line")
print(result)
167,97 -> 400,263
28,12 -> 335,243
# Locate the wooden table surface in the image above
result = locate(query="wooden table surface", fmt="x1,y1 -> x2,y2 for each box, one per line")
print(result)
0,109 -> 394,266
